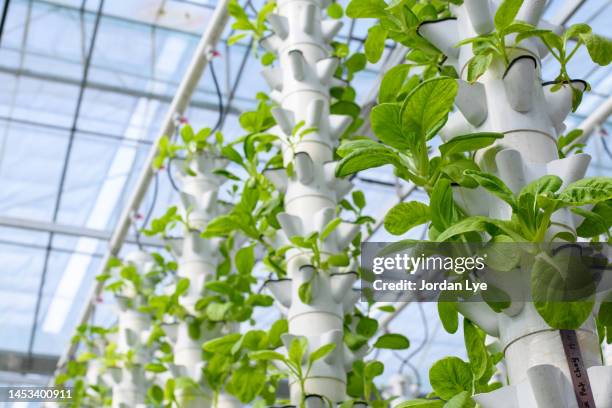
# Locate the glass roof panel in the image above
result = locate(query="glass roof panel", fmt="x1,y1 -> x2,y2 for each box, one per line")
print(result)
0,0 -> 609,395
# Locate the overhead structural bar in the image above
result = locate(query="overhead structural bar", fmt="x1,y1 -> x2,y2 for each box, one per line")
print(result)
54,0 -> 231,373
0,215 -> 163,247
549,0 -> 585,26
573,94 -> 612,147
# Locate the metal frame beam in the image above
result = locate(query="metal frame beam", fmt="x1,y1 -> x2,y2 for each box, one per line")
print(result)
573,94 -> 612,146
0,350 -> 59,376
0,65 -> 243,116
0,215 -> 164,247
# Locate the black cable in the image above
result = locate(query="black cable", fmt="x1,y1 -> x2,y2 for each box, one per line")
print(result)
133,171 -> 159,250
602,134 -> 612,159
132,222 -> 143,250
392,350 -> 422,388
401,302 -> 429,365
166,125 -> 182,193
209,56 -> 225,134
165,53 -> 225,194
0,0 -> 10,48
142,170 -> 159,229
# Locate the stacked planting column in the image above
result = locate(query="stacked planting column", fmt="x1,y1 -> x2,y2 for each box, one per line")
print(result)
165,152 -> 240,408
420,1 -> 612,406
109,251 -> 155,408
260,0 -> 363,404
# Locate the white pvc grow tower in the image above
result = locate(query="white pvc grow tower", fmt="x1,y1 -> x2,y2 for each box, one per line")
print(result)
259,0 -> 364,404
420,1 -> 612,406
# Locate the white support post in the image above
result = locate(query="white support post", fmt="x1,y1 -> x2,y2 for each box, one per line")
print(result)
163,152 -> 240,408
419,2 -> 612,407
261,0 -> 361,404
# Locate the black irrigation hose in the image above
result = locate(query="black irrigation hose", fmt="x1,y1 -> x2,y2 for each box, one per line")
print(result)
166,55 -> 225,193
143,170 -> 159,229
133,171 -> 160,249
0,0 -> 10,48
209,55 -> 225,134
602,134 -> 612,160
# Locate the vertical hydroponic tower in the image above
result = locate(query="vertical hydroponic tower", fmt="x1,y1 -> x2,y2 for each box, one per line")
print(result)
109,251 -> 155,408
260,0 -> 362,404
166,151 -> 240,408
419,1 -> 612,406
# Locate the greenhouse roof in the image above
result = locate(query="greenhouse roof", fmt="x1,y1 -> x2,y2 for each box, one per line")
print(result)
0,0 -> 610,392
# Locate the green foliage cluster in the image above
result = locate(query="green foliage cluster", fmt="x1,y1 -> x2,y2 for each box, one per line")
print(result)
57,0 -> 612,406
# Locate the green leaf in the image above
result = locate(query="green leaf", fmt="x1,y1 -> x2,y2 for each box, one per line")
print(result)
309,343 -> 336,363
364,360 -> 384,381
335,146 -> 405,177
76,351 -> 97,362
148,384 -> 164,404
145,363 -> 168,373
494,0 -> 524,31
352,190 -> 366,209
235,245 -> 255,275
327,252 -> 350,266
365,25 -> 388,63
430,179 -> 456,231
396,399 -> 444,407
384,201 -> 431,235
371,103 -> 410,150
532,254 -> 595,329
519,175 -> 563,199
464,170 -> 517,209
438,301 -> 458,334
441,159 -> 479,187
327,2 -> 343,19
202,214 -> 237,237
346,0 -> 388,18
429,357 -> 473,400
261,51 -> 276,66
558,129 -> 583,151
321,218 -> 342,241
298,281 -> 313,304
226,364 -> 266,403
288,336 -> 308,366
479,234 -> 520,272
221,145 -> 243,164
203,333 -> 242,353
466,53 -> 493,83
444,391 -> 475,408
439,133 -> 503,157
356,316 -> 379,338
579,32 -> 612,66
175,278 -> 190,296
574,201 -> 612,237
180,125 -> 194,143
249,350 -> 286,361
346,53 -> 367,74
336,138 -> 380,157
558,177 -> 612,206
600,298 -> 612,326
373,333 -> 410,349
402,77 -> 458,142
463,320 -> 488,380
436,216 -> 522,242
206,302 -> 232,321
379,64 -> 411,103
268,319 -> 288,348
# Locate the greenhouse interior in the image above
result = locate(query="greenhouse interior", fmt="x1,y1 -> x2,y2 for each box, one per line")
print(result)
0,0 -> 611,406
